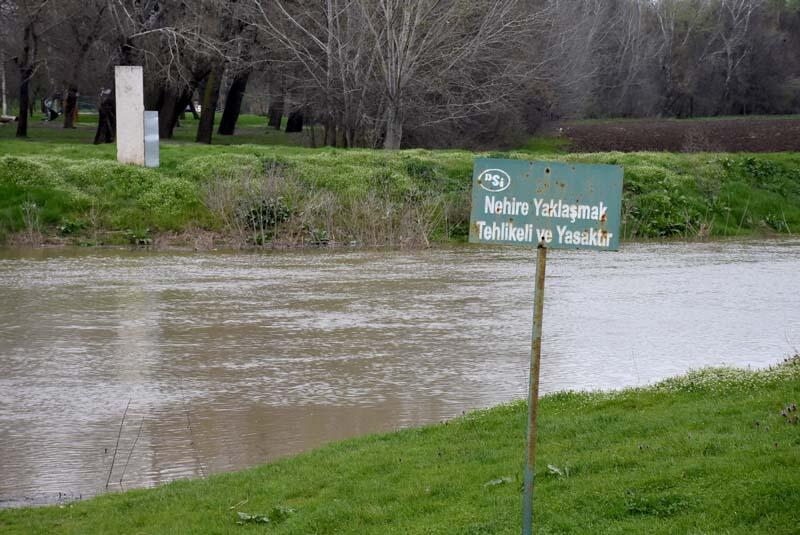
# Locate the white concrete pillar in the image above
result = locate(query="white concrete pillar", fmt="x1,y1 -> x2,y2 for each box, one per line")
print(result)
115,66 -> 145,165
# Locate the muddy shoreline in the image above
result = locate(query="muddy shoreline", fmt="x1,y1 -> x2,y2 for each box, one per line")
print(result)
1,228 -> 788,254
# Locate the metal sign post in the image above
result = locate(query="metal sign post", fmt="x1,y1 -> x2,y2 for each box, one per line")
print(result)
522,243 -> 546,535
468,158 -> 623,535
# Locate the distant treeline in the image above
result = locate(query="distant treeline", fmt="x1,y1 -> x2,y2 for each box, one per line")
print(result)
2,1 -> 799,148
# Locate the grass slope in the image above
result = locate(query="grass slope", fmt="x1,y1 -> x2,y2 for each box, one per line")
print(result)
1,359 -> 799,534
1,119 -> 800,246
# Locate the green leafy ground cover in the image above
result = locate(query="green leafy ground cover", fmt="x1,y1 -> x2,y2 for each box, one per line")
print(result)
1,357 -> 798,534
1,118 -> 799,247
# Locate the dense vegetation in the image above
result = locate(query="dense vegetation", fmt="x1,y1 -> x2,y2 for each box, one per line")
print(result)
1,126 -> 799,247
1,356 -> 798,534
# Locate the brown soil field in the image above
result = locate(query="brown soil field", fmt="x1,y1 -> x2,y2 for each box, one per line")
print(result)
555,116 -> 800,153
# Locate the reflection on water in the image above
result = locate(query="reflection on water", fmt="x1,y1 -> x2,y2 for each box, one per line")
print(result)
0,240 -> 798,506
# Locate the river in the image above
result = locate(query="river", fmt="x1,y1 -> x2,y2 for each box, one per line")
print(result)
0,239 -> 798,507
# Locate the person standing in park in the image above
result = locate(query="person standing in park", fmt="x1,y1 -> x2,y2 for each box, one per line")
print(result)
93,88 -> 115,144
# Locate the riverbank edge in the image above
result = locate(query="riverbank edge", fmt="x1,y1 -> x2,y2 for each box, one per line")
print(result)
1,227 -> 792,253
2,149 -> 799,249
1,355 -> 798,533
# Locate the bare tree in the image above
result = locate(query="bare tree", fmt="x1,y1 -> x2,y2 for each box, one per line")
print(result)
248,0 -> 546,148
608,1 -> 661,115
2,0 -> 799,145
1,48 -> 6,117
46,0 -> 112,128
8,0 -> 55,137
105,0 -> 236,142
218,4 -> 259,136
358,0 -> 546,148
245,0 -> 373,145
0,1 -> 11,117
708,0 -> 765,113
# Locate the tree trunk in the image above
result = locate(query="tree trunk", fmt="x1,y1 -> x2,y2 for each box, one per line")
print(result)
267,98 -> 283,129
285,111 -> 303,133
383,102 -> 402,149
174,91 -> 192,130
218,71 -> 249,135
120,38 -> 135,66
345,128 -> 355,148
1,48 -> 7,117
158,89 -> 192,139
189,100 -> 200,120
158,90 -> 179,138
63,86 -> 78,129
196,67 -> 223,144
324,118 -> 337,146
16,67 -> 31,138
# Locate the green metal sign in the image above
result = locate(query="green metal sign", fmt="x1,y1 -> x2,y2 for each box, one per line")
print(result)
469,158 -> 624,535
469,159 -> 623,250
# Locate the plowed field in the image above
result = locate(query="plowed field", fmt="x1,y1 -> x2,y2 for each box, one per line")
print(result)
556,116 -> 800,152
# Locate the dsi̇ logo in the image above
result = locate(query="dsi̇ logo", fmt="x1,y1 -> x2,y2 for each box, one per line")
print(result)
478,169 -> 511,192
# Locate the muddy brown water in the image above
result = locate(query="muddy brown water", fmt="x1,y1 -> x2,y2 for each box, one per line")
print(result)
1,240 -> 798,507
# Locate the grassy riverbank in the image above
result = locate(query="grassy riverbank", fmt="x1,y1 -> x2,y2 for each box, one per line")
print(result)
1,126 -> 800,247
1,357 -> 798,534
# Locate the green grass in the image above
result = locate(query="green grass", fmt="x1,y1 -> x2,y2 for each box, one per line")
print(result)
518,135 -> 569,153
1,357 -> 798,534
1,120 -> 799,246
0,113 -> 313,147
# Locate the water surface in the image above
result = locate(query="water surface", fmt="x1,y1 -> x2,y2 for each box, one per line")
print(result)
1,240 -> 798,506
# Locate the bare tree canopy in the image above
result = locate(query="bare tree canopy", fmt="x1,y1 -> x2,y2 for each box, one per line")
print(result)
0,0 -> 798,146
